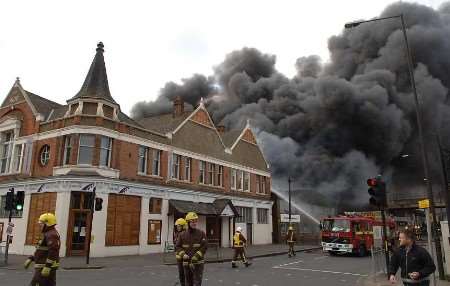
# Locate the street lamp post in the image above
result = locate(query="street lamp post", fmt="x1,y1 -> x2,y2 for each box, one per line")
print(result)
345,14 -> 445,280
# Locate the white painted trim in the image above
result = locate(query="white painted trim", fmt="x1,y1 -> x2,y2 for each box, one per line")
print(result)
12,125 -> 270,176
53,165 -> 120,178
0,118 -> 21,133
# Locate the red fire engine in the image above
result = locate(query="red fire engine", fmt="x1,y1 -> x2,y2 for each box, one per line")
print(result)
320,212 -> 395,256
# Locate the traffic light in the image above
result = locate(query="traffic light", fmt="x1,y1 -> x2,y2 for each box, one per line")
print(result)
15,191 -> 25,211
4,188 -> 14,211
367,177 -> 387,208
95,197 -> 103,211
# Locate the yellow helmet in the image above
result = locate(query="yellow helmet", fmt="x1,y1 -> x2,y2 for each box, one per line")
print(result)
38,213 -> 57,227
185,212 -> 199,221
288,226 -> 294,231
175,218 -> 187,226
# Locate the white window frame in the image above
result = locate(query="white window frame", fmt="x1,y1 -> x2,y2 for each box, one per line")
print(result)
243,172 -> 250,192
63,136 -> 73,165
138,146 -> 148,174
236,170 -> 243,190
40,145 -> 51,166
172,154 -> 181,180
185,157 -> 191,182
199,161 -> 206,184
152,149 -> 161,176
231,169 -> 237,190
13,144 -> 23,172
216,165 -> 223,187
0,131 -> 14,174
78,134 -> 95,165
208,163 -> 214,185
99,136 -> 112,167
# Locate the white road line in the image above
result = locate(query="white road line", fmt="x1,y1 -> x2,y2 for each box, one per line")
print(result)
314,256 -> 328,260
275,260 -> 304,267
273,266 -> 368,277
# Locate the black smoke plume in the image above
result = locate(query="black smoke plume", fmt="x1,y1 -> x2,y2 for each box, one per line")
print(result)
132,2 -> 450,211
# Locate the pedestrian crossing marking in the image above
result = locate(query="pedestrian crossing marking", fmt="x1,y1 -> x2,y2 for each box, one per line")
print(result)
272,266 -> 368,277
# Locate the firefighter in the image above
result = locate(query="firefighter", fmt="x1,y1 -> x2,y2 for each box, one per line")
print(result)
176,212 -> 207,286
174,218 -> 187,286
286,225 -> 297,257
232,227 -> 251,268
24,213 -> 60,286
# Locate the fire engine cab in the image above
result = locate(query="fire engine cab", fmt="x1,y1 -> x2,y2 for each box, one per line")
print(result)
320,212 -> 395,256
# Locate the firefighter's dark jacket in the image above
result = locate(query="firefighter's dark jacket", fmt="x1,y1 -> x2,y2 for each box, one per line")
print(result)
388,243 -> 436,279
176,228 -> 208,262
31,226 -> 60,268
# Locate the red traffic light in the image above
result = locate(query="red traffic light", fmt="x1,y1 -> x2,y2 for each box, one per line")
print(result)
367,178 -> 377,186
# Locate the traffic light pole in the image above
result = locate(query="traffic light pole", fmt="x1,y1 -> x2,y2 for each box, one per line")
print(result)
4,208 -> 12,265
380,207 -> 390,277
288,177 -> 292,223
86,186 -> 96,265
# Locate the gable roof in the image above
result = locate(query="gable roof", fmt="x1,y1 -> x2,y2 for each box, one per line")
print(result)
221,130 -> 242,148
68,42 -> 117,104
25,90 -> 62,119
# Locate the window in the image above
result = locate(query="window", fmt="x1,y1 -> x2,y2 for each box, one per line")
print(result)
185,157 -> 191,182
25,193 -> 56,245
63,136 -> 73,165
100,136 -> 112,167
216,165 -> 223,187
138,146 -> 148,174
199,161 -> 206,184
257,208 -> 268,224
1,131 -> 14,173
40,145 -> 50,166
231,169 -> 237,190
208,163 -> 214,185
235,206 -> 253,223
152,149 -> 161,176
148,220 -> 162,244
78,134 -> 95,165
105,194 -> 141,246
149,197 -> 162,214
172,154 -> 181,179
243,172 -> 250,191
13,144 -> 23,172
258,176 -> 267,194
0,195 -> 23,218
236,170 -> 243,190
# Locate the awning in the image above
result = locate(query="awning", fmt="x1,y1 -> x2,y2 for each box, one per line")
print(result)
169,199 -> 239,217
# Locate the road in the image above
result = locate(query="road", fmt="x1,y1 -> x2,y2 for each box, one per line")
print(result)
0,250 -> 371,286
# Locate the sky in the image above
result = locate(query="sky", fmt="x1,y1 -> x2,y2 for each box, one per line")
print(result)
0,0 -> 446,115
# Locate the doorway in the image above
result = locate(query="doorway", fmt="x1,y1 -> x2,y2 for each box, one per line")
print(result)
66,192 -> 93,256
206,216 -> 221,245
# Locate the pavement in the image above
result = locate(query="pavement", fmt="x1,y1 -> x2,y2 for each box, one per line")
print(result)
0,248 -> 374,286
0,243 -> 321,270
363,273 -> 450,286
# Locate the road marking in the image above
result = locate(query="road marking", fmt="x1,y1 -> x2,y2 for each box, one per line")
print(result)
314,256 -> 328,260
275,260 -> 304,267
273,266 -> 368,277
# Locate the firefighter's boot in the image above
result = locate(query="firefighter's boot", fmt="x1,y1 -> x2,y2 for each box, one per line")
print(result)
232,261 -> 238,268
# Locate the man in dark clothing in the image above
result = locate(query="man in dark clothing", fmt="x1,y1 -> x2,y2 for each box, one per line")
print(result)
286,225 -> 297,257
389,229 -> 436,285
174,218 -> 187,286
176,212 -> 207,286
24,213 -> 61,286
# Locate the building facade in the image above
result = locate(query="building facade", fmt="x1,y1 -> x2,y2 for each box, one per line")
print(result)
0,43 -> 273,257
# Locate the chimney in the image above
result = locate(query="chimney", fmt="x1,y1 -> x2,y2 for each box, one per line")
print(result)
217,125 -> 225,134
173,96 -> 184,117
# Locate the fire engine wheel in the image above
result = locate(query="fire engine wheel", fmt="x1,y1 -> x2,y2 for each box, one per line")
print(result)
357,245 -> 367,257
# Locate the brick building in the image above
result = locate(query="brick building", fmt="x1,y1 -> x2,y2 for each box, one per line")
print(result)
0,43 -> 273,257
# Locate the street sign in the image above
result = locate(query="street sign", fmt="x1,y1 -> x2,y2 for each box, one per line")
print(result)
280,214 -> 300,223
419,199 -> 430,209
